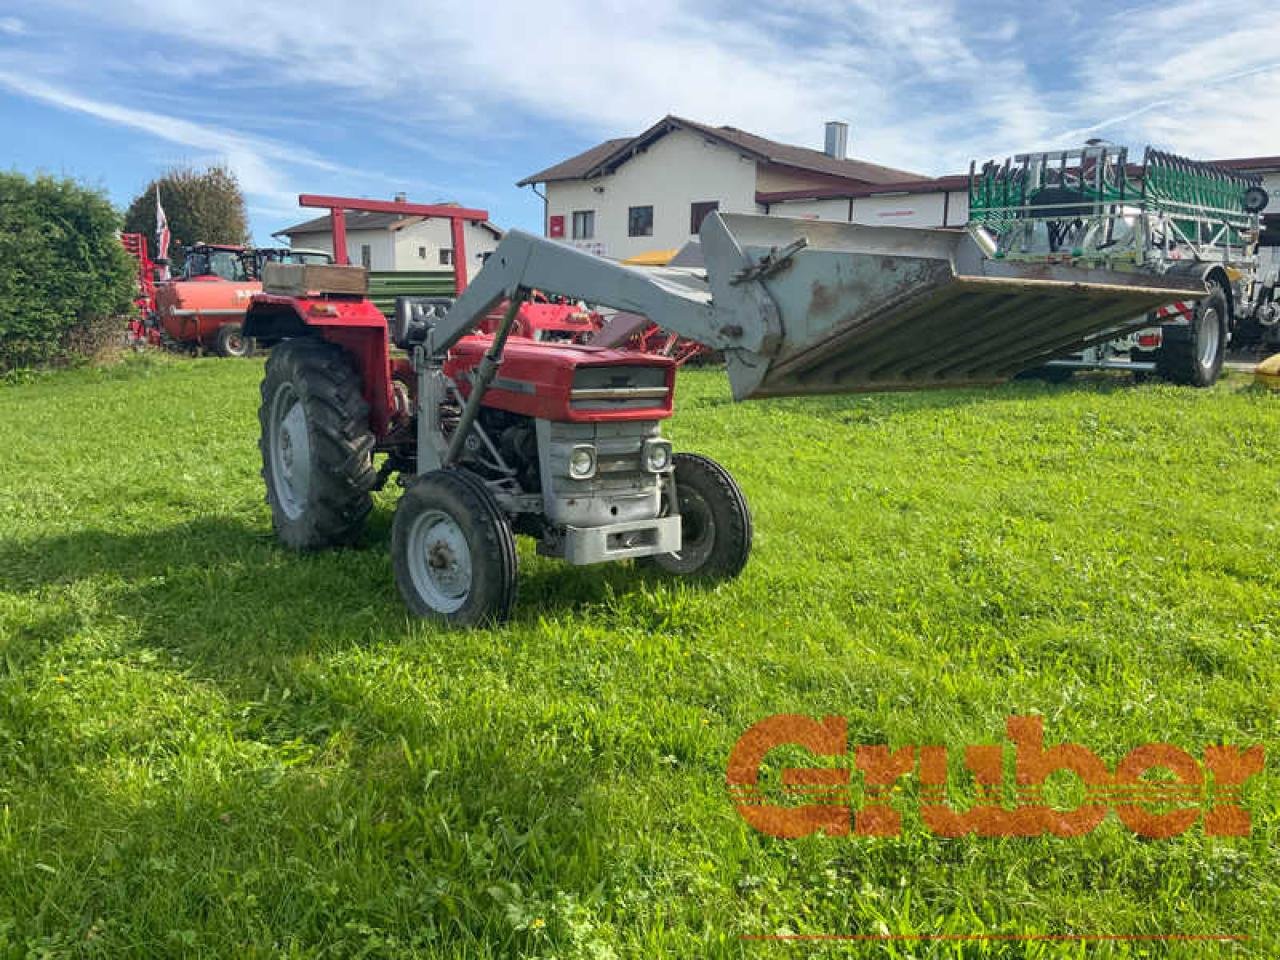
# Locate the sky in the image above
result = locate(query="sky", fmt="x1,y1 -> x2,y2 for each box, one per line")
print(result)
2,0 -> 1278,243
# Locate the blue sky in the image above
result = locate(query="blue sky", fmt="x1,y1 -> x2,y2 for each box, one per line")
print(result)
2,1 -> 1278,242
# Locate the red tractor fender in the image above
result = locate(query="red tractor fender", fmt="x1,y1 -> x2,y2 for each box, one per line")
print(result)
245,294 -> 396,438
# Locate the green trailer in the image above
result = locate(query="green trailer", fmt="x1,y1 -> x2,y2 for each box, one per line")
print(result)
968,145 -> 1270,385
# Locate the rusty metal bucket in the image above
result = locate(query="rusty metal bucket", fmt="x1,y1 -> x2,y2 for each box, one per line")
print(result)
703,214 -> 1203,400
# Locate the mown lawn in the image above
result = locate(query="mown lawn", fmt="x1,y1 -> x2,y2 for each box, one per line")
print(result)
0,354 -> 1277,958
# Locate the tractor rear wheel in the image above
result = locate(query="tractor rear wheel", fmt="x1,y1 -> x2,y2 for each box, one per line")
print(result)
215,323 -> 254,358
650,453 -> 752,580
391,468 -> 519,626
1155,286 -> 1227,387
259,338 -> 376,549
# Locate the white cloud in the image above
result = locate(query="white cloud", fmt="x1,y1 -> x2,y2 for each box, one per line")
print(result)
0,68 -> 411,215
0,17 -> 24,36
0,68 -> 290,208
1064,1 -> 1280,158
38,0 -> 1054,175
9,0 -> 1280,236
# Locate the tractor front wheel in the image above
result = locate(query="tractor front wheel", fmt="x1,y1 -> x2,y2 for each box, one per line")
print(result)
392,469 -> 519,626
650,453 -> 752,580
259,338 -> 376,549
216,323 -> 255,358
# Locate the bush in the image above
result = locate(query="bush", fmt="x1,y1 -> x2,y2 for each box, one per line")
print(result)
0,172 -> 136,371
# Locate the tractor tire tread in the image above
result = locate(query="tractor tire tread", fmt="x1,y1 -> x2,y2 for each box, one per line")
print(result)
655,452 -> 752,580
258,338 -> 376,550
391,467 -> 518,625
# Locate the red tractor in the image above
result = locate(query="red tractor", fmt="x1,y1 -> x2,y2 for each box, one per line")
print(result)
243,196 -> 1194,626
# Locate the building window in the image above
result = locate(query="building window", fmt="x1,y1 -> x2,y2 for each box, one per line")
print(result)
418,246 -> 427,259
690,200 -> 719,234
628,205 -> 653,238
572,210 -> 595,240
439,249 -> 454,266
360,244 -> 372,269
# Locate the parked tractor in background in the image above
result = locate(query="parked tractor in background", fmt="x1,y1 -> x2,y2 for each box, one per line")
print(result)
256,247 -> 335,270
969,145 -> 1271,386
120,235 -> 336,357
151,243 -> 264,357
243,196 -> 1199,626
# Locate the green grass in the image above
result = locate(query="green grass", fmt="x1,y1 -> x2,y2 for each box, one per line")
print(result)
0,354 -> 1277,958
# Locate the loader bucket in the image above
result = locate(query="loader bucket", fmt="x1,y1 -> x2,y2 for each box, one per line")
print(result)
703,214 -> 1204,400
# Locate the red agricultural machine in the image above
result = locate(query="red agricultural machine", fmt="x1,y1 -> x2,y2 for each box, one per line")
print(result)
121,235 -> 336,357
120,233 -> 158,316
120,234 -> 252,355
150,244 -> 268,357
243,198 -> 1202,626
591,310 -> 711,365
120,232 -> 162,348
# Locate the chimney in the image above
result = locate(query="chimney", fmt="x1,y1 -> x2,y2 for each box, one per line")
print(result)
823,120 -> 848,159
393,191 -> 407,203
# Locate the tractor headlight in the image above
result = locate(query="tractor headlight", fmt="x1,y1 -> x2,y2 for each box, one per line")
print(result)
568,444 -> 597,479
642,438 -> 673,473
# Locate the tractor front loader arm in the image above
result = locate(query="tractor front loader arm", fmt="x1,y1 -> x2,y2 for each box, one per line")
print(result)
431,213 -> 1203,402
435,231 -> 727,346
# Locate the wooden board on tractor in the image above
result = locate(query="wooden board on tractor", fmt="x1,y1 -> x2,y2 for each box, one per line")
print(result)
263,262 -> 369,297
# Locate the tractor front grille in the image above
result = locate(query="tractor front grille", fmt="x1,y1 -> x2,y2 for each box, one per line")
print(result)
570,365 -> 669,411
539,419 -> 665,527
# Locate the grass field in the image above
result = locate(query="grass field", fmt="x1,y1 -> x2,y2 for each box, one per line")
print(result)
0,354 -> 1277,958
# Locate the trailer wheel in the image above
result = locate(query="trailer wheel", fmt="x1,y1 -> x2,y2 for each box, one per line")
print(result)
651,453 -> 752,580
1155,286 -> 1227,387
391,469 -> 518,626
215,323 -> 255,358
259,338 -> 376,549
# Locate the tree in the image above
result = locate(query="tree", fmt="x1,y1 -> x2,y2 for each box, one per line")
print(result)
123,165 -> 250,268
0,172 -> 136,371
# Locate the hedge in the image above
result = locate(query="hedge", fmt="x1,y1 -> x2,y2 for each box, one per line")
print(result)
0,172 -> 136,371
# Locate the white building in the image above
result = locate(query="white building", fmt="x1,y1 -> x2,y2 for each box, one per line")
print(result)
762,155 -> 1280,236
762,174 -> 972,227
522,117 -> 1280,256
518,115 -> 922,260
277,206 -> 503,281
